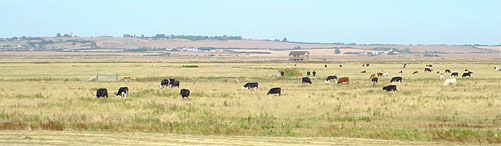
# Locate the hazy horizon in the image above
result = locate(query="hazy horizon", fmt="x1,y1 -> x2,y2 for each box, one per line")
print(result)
1,0 -> 500,45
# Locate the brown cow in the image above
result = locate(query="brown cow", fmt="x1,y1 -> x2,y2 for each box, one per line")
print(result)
121,76 -> 133,82
413,71 -> 418,75
377,73 -> 383,77
370,74 -> 376,79
337,77 -> 349,84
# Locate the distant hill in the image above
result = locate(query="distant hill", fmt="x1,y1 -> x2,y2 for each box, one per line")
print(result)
1,37 -> 499,54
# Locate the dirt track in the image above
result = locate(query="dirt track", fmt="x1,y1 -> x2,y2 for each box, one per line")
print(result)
0,130 -> 457,146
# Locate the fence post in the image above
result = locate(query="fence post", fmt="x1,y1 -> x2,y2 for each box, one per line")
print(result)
96,74 -> 99,82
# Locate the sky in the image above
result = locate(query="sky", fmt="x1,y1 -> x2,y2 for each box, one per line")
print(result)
0,0 -> 500,45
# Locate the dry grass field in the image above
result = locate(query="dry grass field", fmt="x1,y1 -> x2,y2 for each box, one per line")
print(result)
0,59 -> 501,145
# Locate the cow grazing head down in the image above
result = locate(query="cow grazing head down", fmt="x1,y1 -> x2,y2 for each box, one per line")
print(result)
180,89 -> 190,99
302,77 -> 312,84
160,79 -> 170,88
337,77 -> 349,84
462,72 -> 473,78
96,88 -> 108,98
116,87 -> 128,99
267,87 -> 281,96
243,82 -> 259,89
383,85 -> 397,92
325,76 -> 338,83
444,78 -> 457,86
390,76 -> 402,84
371,77 -> 378,84
171,81 -> 180,88
451,72 -> 459,77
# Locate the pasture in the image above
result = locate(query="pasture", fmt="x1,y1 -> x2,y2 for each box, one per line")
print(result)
0,60 -> 500,144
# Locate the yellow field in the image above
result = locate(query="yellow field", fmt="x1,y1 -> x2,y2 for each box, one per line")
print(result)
0,59 -> 500,145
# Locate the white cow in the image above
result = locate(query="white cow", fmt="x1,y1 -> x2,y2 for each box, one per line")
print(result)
495,66 -> 501,71
439,75 -> 445,80
382,73 -> 389,77
443,78 -> 457,86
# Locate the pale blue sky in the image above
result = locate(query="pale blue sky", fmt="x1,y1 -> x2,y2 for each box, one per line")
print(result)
1,0 -> 500,44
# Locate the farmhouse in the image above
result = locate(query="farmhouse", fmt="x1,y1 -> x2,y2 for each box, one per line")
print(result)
289,51 -> 310,62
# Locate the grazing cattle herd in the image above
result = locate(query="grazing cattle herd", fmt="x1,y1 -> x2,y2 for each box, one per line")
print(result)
95,63 -> 498,99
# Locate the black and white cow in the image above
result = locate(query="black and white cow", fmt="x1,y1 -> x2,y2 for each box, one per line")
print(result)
243,82 -> 258,89
403,64 -> 407,68
96,88 -> 108,98
325,76 -> 338,83
451,72 -> 459,77
424,68 -> 433,72
307,71 -> 311,76
445,69 -> 451,73
180,89 -> 190,99
371,77 -> 378,84
312,71 -> 316,76
462,72 -> 473,78
171,80 -> 180,88
160,79 -> 170,88
390,76 -> 402,83
116,87 -> 128,99
267,87 -> 281,96
168,79 -> 176,86
302,77 -> 312,84
383,85 -> 397,92
398,70 -> 403,74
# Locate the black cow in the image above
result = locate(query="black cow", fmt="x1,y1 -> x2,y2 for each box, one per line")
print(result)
312,71 -> 316,76
426,64 -> 433,67
116,87 -> 128,99
180,89 -> 190,99
462,72 -> 472,78
371,77 -> 378,84
451,72 -> 459,77
243,82 -> 258,89
403,64 -> 407,68
361,70 -> 366,73
383,85 -> 397,92
280,71 -> 285,76
160,79 -> 170,88
267,87 -> 281,96
399,70 -> 403,74
366,64 -> 370,67
307,71 -> 311,76
325,76 -> 337,82
339,65 -> 343,67
168,79 -> 176,85
171,80 -> 180,88
324,64 -> 327,68
445,69 -> 451,73
302,77 -> 312,84
425,68 -> 433,72
436,71 -> 440,73
96,88 -> 108,98
390,76 -> 403,83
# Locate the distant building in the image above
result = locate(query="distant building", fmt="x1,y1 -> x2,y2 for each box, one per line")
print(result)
289,51 -> 310,62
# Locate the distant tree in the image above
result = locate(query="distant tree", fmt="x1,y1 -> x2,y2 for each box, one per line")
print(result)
335,48 -> 341,54
63,34 -> 71,37
273,39 -> 280,41
56,33 -> 62,37
282,37 -> 288,42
